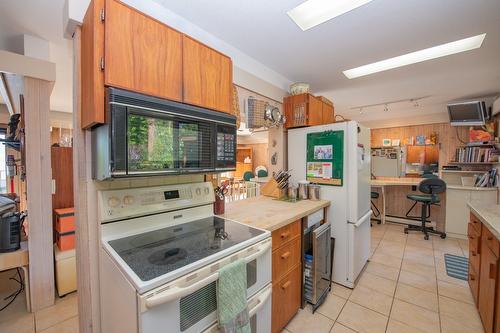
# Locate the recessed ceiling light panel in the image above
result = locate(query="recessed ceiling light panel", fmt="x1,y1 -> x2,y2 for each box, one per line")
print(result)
343,33 -> 487,79
287,0 -> 373,31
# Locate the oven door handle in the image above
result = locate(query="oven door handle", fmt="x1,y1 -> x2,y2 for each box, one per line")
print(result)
144,239 -> 271,310
248,287 -> 272,317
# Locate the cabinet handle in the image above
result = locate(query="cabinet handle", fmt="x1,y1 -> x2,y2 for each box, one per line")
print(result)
490,263 -> 497,280
471,251 -> 476,256
487,236 -> 493,241
281,251 -> 291,260
468,235 -> 474,240
470,274 -> 475,281
281,232 -> 290,239
281,281 -> 291,290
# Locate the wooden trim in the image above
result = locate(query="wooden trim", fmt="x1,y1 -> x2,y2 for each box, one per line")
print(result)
73,27 -> 102,333
24,77 -> 55,311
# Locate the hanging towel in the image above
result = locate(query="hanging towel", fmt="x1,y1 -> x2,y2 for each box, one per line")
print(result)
217,258 -> 250,333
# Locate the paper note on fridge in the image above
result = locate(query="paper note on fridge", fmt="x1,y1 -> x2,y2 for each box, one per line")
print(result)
307,162 -> 332,179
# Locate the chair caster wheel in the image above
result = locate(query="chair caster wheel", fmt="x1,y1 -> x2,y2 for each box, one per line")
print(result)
440,234 -> 446,239
424,235 -> 429,240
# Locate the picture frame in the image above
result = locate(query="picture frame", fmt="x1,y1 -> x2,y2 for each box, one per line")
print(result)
391,139 -> 400,146
382,139 -> 391,147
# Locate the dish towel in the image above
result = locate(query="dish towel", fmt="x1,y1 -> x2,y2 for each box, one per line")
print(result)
217,258 -> 250,333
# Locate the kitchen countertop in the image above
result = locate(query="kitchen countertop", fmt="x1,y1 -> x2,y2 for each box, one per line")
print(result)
222,196 -> 330,231
468,201 -> 500,239
371,177 -> 423,186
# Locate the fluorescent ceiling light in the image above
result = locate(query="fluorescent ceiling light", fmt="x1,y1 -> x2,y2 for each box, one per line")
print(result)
288,0 -> 373,31
343,33 -> 487,79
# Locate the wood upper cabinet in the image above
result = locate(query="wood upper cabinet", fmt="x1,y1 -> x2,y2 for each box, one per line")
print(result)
322,102 -> 335,124
104,0 -> 182,102
81,0 -> 105,129
80,0 -> 233,129
406,146 -> 425,164
284,93 -> 334,129
182,35 -> 233,114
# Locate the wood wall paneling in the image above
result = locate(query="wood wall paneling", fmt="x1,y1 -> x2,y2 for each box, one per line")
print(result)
104,0 -> 183,102
74,28 -> 102,333
24,77 -> 55,310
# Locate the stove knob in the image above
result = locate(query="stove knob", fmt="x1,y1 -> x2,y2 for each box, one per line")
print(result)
195,188 -> 202,196
204,187 -> 210,195
108,196 -> 120,208
123,195 -> 135,206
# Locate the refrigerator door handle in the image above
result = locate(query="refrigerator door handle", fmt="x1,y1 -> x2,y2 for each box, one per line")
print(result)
348,211 -> 372,227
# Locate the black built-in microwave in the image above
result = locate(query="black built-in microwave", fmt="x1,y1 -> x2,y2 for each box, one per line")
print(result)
92,88 -> 236,180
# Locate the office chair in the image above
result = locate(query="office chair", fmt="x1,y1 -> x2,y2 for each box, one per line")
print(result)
371,191 -> 381,225
404,178 -> 447,240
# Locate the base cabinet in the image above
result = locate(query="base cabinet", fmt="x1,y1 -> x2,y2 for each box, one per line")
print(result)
271,220 -> 301,333
469,212 -> 500,333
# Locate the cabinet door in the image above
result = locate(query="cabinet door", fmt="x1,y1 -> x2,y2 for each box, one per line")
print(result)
307,95 -> 323,126
183,35 -> 233,113
445,189 -> 471,236
406,146 -> 425,164
271,264 -> 301,333
322,102 -> 334,124
478,241 -> 498,333
105,0 -> 183,102
81,0 -> 105,129
424,145 -> 439,164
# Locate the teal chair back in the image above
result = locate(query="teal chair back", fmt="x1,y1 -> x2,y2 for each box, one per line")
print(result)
422,173 -> 438,179
257,170 -> 268,178
243,171 -> 254,181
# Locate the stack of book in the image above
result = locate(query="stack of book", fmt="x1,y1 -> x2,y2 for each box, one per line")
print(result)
474,169 -> 498,187
454,146 -> 495,163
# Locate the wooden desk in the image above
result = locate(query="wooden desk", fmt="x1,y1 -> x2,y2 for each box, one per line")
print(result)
371,177 -> 423,225
0,241 -> 30,311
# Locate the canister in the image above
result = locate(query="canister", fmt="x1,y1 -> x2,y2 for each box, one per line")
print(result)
298,181 -> 309,200
308,184 -> 320,201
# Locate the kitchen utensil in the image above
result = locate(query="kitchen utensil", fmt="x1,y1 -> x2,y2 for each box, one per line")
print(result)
214,185 -> 228,200
298,181 -> 310,200
308,184 -> 320,201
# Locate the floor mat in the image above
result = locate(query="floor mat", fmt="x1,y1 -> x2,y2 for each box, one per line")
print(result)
444,254 -> 468,281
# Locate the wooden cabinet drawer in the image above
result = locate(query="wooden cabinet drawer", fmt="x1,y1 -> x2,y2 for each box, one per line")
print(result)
272,220 -> 301,251
272,264 -> 301,333
469,264 -> 480,305
272,236 -> 300,281
470,212 -> 482,234
482,225 -> 500,259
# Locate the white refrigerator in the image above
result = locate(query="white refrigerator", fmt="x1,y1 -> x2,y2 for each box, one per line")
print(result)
288,121 -> 371,288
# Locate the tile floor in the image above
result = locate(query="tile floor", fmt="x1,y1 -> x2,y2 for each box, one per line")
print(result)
0,269 -> 78,333
283,222 -> 484,333
0,222 -> 482,333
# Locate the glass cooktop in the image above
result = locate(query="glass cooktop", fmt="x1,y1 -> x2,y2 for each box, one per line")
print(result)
108,216 -> 265,281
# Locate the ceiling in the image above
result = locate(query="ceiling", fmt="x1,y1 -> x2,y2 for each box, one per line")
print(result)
0,0 -> 73,114
155,0 -> 500,127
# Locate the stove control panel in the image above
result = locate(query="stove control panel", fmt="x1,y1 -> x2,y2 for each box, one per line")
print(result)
99,182 -> 215,222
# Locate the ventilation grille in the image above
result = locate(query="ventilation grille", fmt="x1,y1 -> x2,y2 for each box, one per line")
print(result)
179,281 -> 217,331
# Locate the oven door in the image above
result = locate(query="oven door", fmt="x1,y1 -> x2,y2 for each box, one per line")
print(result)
137,238 -> 271,333
202,283 -> 272,333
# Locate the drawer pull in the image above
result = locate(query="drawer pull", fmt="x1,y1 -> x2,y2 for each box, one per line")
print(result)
487,236 -> 493,241
490,263 -> 497,280
281,232 -> 291,239
281,251 -> 291,260
473,220 -> 478,224
468,235 -> 474,240
471,251 -> 476,256
281,281 -> 291,290
470,274 -> 475,281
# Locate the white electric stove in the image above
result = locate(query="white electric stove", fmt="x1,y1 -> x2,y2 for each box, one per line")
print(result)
98,182 -> 272,333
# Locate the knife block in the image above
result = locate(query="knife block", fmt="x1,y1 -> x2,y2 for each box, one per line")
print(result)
260,179 -> 286,199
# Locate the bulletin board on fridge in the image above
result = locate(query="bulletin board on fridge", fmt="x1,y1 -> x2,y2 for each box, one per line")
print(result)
306,130 -> 344,186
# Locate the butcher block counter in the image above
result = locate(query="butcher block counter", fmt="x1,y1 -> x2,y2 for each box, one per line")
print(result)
222,195 -> 330,333
222,195 -> 330,231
